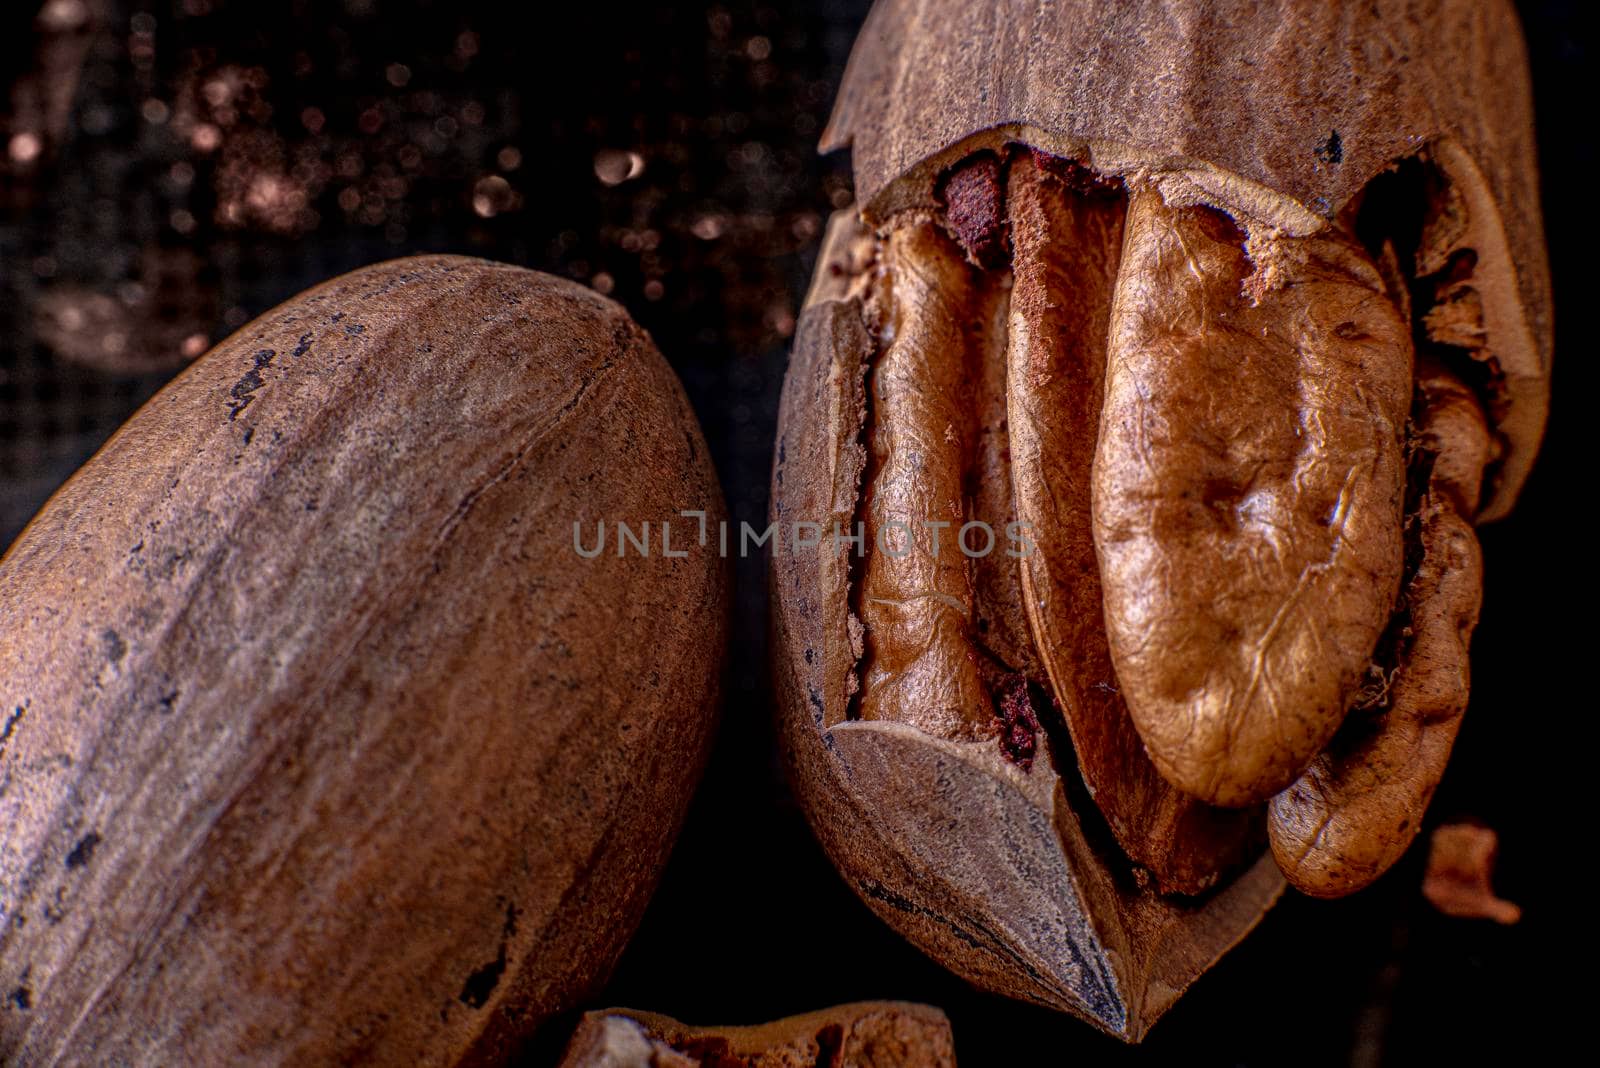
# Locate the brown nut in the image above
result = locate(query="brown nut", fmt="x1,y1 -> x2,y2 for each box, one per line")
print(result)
773,0 -> 1548,1040
1269,361 -> 1490,897
0,257 -> 730,1064
1094,183 -> 1413,807
557,1002 -> 955,1068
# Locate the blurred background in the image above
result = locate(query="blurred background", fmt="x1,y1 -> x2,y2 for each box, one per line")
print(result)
1,2 -> 1585,1064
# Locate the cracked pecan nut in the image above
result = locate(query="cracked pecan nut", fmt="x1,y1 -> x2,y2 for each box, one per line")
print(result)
772,0 -> 1548,1040
0,257 -> 729,1064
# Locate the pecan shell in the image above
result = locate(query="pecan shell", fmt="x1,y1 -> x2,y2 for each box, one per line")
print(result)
0,257 -> 729,1064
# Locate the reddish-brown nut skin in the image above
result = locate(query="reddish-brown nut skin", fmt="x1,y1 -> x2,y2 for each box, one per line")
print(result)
1093,186 -> 1412,808
937,151 -> 1008,269
0,257 -> 729,1066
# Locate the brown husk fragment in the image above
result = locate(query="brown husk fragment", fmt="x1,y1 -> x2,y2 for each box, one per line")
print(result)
558,1002 -> 955,1068
0,257 -> 729,1064
772,213 -> 1283,1041
1421,824 -> 1521,925
822,0 -> 1549,521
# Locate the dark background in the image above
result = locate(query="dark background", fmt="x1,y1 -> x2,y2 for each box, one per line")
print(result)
1,2 -> 1587,1064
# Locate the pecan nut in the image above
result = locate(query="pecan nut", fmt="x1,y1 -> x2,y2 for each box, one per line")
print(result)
0,257 -> 729,1063
773,0 -> 1549,1039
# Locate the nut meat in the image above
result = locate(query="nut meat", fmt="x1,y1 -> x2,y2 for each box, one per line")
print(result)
773,0 -> 1550,1039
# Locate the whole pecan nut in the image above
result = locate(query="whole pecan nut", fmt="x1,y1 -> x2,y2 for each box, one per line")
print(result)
0,257 -> 730,1064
